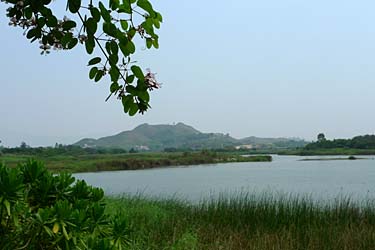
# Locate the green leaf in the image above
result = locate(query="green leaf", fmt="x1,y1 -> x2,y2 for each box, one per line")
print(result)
89,67 -> 98,79
103,22 -> 117,37
42,35 -> 48,45
119,42 -> 129,57
88,57 -> 101,66
109,54 -> 119,66
109,67 -> 120,81
40,6 -> 53,17
138,90 -> 150,102
118,4 -> 131,14
37,17 -> 46,27
68,0 -> 81,13
156,12 -> 163,22
137,0 -> 154,15
126,75 -> 135,83
141,18 -> 154,35
109,0 -> 120,10
52,29 -> 64,40
4,199 -> 11,216
62,20 -> 76,30
129,103 -> 138,116
136,80 -> 147,91
127,28 -> 136,39
46,16 -> 58,27
62,225 -> 70,240
126,85 -> 137,94
146,38 -> 152,49
122,95 -> 133,113
105,41 -> 111,54
120,20 -> 128,31
90,7 -> 101,22
131,65 -> 144,81
26,28 -> 39,39
126,41 -> 135,54
47,34 -> 55,45
110,82 -> 120,92
85,18 -> 97,34
94,70 -> 104,82
99,2 -> 111,22
61,33 -> 73,47
85,36 -> 95,54
152,38 -> 159,49
67,38 -> 78,49
152,18 -> 160,29
110,41 -> 118,54
44,226 -> 53,237
24,7 -> 32,19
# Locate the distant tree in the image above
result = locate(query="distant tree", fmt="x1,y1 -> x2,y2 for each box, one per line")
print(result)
317,133 -> 326,142
164,147 -> 178,152
129,148 -> 138,153
20,141 -> 29,149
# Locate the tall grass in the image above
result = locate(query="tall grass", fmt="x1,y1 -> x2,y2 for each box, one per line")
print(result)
105,193 -> 375,250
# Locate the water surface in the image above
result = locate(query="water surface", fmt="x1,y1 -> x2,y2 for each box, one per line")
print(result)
74,155 -> 375,201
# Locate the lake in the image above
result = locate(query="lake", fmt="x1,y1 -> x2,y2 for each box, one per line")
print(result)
74,155 -> 375,202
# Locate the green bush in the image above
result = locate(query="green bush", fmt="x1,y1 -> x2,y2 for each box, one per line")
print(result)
0,159 -> 130,250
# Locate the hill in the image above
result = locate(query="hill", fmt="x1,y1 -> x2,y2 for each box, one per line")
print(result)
74,123 -> 306,151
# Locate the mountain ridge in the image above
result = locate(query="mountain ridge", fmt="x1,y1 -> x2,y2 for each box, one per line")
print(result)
74,123 -> 307,151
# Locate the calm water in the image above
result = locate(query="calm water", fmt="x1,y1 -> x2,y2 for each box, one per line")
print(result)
74,155 -> 375,201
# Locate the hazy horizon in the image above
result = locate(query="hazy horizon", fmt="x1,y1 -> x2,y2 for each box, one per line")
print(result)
0,121 -> 369,147
1,0 -> 375,147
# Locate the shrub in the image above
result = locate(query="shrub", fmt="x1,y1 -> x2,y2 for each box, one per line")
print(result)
0,159 -> 130,249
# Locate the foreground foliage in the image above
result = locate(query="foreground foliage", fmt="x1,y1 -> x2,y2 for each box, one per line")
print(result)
3,0 -> 162,115
1,159 -> 374,249
106,194 -> 375,250
0,160 -> 130,250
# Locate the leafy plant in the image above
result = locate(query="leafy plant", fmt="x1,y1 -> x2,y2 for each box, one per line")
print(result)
0,159 -> 130,249
2,0 -> 162,115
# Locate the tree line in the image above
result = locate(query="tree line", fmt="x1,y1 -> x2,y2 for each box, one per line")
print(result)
0,143 -> 128,156
305,134 -> 375,150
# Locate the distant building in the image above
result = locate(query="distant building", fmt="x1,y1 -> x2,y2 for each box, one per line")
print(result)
235,144 -> 254,150
135,145 -> 150,151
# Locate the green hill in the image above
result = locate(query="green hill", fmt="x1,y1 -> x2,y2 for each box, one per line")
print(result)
74,123 -> 306,151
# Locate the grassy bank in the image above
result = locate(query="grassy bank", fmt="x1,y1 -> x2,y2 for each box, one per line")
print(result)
0,152 -> 271,173
105,194 -> 375,250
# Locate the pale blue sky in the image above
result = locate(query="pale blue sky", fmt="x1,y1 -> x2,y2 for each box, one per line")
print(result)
1,0 -> 375,147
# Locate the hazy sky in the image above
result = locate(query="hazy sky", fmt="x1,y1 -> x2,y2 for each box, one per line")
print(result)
1,0 -> 375,147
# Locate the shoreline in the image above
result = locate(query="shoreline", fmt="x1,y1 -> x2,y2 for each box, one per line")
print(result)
0,152 -> 272,173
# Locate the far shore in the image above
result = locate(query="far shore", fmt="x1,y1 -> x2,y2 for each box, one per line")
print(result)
299,156 -> 373,161
0,152 -> 272,173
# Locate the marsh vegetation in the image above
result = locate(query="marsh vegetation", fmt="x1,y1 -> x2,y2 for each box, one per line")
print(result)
105,193 -> 375,250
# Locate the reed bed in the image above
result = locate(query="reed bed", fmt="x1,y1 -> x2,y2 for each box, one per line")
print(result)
105,192 -> 375,250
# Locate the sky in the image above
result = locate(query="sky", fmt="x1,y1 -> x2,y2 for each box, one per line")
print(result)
1,0 -> 375,147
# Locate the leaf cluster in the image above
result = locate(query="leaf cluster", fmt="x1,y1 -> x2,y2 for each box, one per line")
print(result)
0,160 -> 130,249
4,0 -> 162,115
